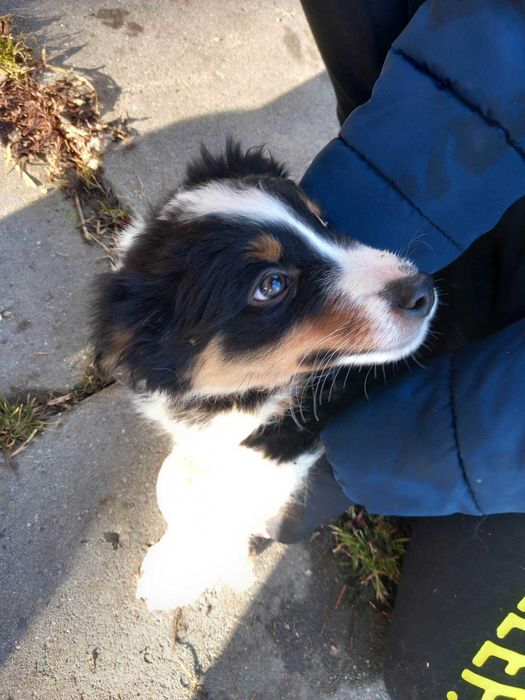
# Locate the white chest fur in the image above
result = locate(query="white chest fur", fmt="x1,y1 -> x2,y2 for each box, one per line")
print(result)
135,392 -> 321,610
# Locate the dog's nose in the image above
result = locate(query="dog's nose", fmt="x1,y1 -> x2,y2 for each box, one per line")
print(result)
387,273 -> 435,318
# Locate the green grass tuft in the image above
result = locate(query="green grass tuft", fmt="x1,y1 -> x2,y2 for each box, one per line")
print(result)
332,506 -> 410,606
0,16 -> 33,79
0,365 -> 109,459
0,393 -> 43,454
99,203 -> 131,228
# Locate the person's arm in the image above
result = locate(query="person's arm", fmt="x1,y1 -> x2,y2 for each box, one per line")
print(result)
301,0 -> 525,274
267,0 -> 525,540
322,320 -> 525,516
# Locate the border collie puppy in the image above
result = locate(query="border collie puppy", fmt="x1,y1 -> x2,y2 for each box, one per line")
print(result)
93,142 -> 436,610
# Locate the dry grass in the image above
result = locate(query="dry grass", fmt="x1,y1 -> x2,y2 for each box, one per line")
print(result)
332,506 -> 410,611
43,365 -> 111,415
0,14 -> 130,259
0,14 -> 117,184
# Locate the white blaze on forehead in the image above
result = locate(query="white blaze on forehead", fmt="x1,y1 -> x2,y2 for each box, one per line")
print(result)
161,181 -> 344,262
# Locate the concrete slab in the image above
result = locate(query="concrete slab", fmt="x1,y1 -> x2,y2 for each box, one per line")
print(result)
13,0 -> 338,209
0,386 -> 388,699
0,168 -> 108,393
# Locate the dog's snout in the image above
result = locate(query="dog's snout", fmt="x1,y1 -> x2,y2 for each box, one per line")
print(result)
386,272 -> 435,318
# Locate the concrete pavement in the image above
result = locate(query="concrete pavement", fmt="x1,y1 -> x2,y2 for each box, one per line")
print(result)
0,1 -> 389,697
0,175 -> 106,393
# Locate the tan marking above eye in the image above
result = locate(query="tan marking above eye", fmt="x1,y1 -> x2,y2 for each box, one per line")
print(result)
246,233 -> 283,263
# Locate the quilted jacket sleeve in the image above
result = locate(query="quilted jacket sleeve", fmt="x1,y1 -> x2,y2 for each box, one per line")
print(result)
301,0 -> 525,274
322,320 -> 525,516
299,0 -> 525,516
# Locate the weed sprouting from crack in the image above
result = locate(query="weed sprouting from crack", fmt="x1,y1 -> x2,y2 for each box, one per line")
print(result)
0,393 -> 44,455
0,366 -> 113,461
0,14 -> 131,261
331,505 -> 410,613
69,173 -> 131,259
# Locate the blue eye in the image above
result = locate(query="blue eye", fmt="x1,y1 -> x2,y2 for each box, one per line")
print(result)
252,271 -> 289,302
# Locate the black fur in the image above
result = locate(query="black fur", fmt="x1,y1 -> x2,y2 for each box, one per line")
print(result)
184,138 -> 289,187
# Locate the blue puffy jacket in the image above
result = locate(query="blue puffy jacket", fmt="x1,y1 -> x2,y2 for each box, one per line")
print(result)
300,0 -> 525,517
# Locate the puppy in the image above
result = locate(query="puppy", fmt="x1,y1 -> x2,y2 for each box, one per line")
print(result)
92,141 -> 436,610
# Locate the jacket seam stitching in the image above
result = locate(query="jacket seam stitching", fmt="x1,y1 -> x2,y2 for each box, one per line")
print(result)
393,48 -> 525,163
447,353 -> 483,514
343,142 -> 463,253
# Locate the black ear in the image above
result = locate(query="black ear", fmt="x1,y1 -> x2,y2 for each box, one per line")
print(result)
91,271 -> 139,378
184,138 -> 289,187
92,270 -> 167,381
91,270 -> 192,395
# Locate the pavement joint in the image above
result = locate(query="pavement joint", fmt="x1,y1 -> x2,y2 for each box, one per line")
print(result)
1,370 -> 114,460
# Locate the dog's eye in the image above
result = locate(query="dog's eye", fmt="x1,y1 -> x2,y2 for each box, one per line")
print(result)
252,271 -> 289,302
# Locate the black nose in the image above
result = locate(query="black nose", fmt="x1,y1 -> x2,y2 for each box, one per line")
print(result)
387,273 -> 435,318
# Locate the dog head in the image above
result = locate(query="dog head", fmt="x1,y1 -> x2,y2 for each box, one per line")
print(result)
93,141 -> 436,400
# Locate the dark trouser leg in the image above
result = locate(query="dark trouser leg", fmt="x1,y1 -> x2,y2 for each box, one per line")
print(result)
384,515 -> 525,699
265,457 -> 352,544
300,0 -> 425,123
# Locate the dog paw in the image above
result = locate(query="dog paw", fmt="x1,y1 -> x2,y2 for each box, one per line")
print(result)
136,538 -> 210,610
136,531 -> 257,610
220,557 -> 256,593
136,573 -> 203,611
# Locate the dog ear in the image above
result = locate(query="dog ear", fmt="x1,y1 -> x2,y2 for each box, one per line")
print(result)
92,269 -> 192,395
92,270 -> 170,382
91,271 -> 140,379
184,138 -> 289,187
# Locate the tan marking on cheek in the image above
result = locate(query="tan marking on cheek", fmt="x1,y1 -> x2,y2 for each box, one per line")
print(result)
190,306 -> 380,393
246,233 -> 282,263
283,309 -> 376,367
191,338 -> 297,393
